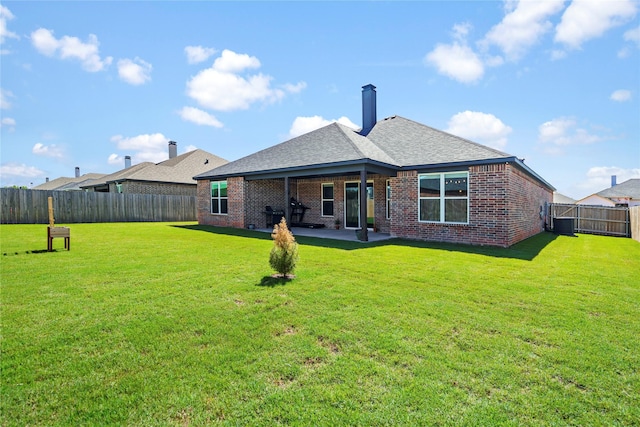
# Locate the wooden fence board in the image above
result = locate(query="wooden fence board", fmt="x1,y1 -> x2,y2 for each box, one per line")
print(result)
549,203 -> 630,237
0,189 -> 196,224
631,206 -> 640,243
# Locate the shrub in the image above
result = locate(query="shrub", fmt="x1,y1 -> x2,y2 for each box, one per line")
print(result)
269,217 -> 299,277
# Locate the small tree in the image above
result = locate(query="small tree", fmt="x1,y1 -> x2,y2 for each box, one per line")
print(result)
269,217 -> 299,278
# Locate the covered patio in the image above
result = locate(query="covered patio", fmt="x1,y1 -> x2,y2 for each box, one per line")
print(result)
255,226 -> 393,243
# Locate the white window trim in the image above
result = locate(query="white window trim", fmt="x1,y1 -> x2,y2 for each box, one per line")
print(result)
418,172 -> 469,224
321,182 -> 334,217
211,180 -> 228,215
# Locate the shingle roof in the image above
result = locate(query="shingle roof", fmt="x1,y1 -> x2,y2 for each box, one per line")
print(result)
32,173 -> 106,191
366,116 -> 512,167
195,115 -> 517,181
596,179 -> 640,199
195,122 -> 398,179
83,149 -> 227,188
553,192 -> 576,204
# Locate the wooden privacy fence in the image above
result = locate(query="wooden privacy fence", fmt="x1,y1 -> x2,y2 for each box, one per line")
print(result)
1,188 -> 196,224
548,203 -> 630,237
631,206 -> 640,242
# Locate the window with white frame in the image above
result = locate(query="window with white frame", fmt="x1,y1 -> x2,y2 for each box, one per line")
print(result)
418,172 -> 468,223
211,180 -> 228,214
322,183 -> 334,216
386,179 -> 391,219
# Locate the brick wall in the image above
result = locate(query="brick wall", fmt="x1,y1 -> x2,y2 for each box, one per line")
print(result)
245,179 -> 286,228
390,164 -> 552,247
506,165 -> 553,246
293,175 -> 391,231
196,165 -> 551,246
197,177 -> 245,228
197,175 -> 393,231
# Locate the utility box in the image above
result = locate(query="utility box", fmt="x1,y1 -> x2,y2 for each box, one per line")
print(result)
554,217 -> 575,236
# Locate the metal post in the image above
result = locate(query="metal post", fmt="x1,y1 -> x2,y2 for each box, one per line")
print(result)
284,176 -> 290,226
359,169 -> 368,241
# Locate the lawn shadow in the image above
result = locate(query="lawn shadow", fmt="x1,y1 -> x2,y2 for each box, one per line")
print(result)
256,275 -> 293,287
2,248 -> 61,256
172,224 -> 558,261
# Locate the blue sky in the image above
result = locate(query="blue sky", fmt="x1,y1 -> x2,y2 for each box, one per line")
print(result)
1,1 -> 638,199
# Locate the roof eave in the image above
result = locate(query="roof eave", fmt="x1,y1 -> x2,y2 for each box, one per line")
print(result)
194,159 -> 399,181
403,157 -> 556,191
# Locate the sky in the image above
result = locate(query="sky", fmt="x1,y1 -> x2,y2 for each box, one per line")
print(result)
1,0 -> 639,200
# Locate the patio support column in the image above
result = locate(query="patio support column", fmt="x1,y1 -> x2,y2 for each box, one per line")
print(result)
359,169 -> 368,241
284,176 -> 290,225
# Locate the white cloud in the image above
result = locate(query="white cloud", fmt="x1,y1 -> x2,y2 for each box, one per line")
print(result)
0,88 -> 13,109
425,42 -> 484,84
185,45 -> 217,64
186,49 -> 306,111
108,153 -> 124,165
610,89 -> 632,102
555,0 -> 638,49
288,115 -> 359,139
282,82 -> 307,94
117,57 -> 152,85
178,106 -> 223,128
1,117 -> 16,130
110,133 -> 170,163
0,162 -> 44,178
575,166 -> 640,197
538,117 -> 604,154
183,144 -> 197,153
31,28 -> 113,72
482,0 -> 565,61
0,5 -> 19,44
32,142 -> 64,158
452,22 -> 473,42
445,111 -> 512,150
213,49 -> 260,73
623,25 -> 640,47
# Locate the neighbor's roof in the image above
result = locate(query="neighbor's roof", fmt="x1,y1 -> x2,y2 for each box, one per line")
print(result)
553,192 -> 576,204
195,115 -> 553,190
596,179 -> 640,199
32,173 -> 107,191
82,149 -> 228,188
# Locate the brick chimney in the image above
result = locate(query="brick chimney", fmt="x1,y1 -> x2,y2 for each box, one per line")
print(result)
125,155 -> 132,168
361,84 -> 377,136
75,167 -> 80,178
168,141 -> 177,159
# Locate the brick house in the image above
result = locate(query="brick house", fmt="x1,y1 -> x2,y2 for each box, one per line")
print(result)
82,142 -> 227,197
194,85 -> 555,247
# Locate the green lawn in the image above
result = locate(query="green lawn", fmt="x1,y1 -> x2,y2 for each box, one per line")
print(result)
1,222 -> 639,426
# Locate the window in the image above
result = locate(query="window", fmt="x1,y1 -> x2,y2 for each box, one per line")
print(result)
386,179 -> 391,219
322,183 -> 334,216
211,181 -> 228,214
419,172 -> 468,223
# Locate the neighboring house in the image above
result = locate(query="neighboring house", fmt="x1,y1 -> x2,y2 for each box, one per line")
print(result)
553,192 -> 576,204
577,178 -> 640,207
194,85 -> 555,247
82,142 -> 228,197
32,168 -> 106,191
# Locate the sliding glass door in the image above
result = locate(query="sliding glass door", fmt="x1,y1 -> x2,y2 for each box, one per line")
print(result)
344,182 -> 374,229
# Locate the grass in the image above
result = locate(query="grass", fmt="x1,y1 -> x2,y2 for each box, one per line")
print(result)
1,222 -> 639,426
